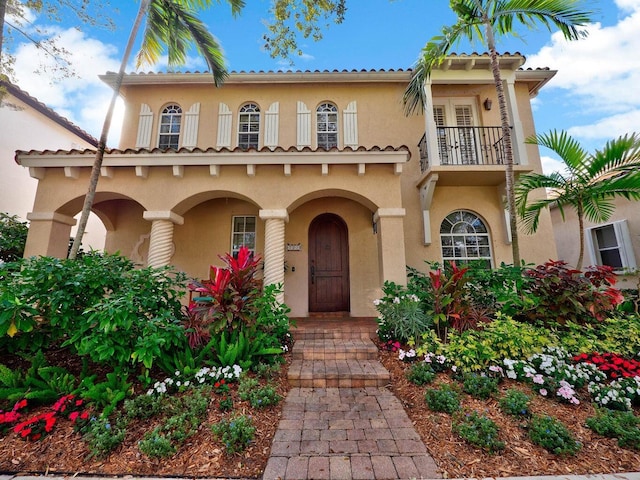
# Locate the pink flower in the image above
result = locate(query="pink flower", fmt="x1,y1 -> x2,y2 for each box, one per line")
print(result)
539,389 -> 548,396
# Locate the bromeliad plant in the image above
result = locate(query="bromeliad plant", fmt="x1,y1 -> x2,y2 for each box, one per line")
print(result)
188,246 -> 262,344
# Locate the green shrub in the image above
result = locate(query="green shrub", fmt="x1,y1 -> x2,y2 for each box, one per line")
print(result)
424,384 -> 460,414
462,373 -> 499,399
138,388 -> 211,458
375,282 -> 432,343
79,372 -> 132,417
84,415 -> 127,459
124,393 -> 165,420
212,414 -> 256,454
0,352 -> 77,405
65,264 -> 188,372
528,415 -> 581,456
406,363 -> 436,385
139,429 -> 176,458
453,411 -> 505,453
446,315 -> 549,371
218,396 -> 233,412
586,408 -> 640,450
499,389 -> 531,417
0,213 -> 28,263
238,376 -> 280,408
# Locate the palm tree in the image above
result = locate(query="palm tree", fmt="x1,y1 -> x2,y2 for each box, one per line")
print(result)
403,0 -> 592,265
69,0 -> 244,259
515,130 -> 640,270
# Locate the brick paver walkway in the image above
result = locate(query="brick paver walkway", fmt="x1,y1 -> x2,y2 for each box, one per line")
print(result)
262,318 -> 441,480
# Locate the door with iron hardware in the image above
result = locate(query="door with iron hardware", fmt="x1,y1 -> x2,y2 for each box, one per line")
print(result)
308,213 -> 350,312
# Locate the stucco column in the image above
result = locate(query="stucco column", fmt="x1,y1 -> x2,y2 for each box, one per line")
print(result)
504,77 -> 528,166
422,79 -> 441,167
143,211 -> 184,268
374,208 -> 407,286
259,209 -> 289,303
24,212 -> 77,258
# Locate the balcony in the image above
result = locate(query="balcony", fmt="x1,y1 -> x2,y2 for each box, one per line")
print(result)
418,126 -> 533,186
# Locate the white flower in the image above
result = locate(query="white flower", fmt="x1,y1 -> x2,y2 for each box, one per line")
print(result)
373,299 -> 382,306
393,297 -> 400,304
175,371 -> 181,377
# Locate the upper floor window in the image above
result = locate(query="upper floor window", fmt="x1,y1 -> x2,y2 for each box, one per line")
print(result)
317,102 -> 338,149
440,210 -> 492,268
238,103 -> 260,150
158,104 -> 182,149
586,220 -> 637,271
232,216 -> 256,258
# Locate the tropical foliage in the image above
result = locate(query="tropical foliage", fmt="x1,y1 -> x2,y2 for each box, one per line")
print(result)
516,130 -> 640,269
0,212 -> 27,262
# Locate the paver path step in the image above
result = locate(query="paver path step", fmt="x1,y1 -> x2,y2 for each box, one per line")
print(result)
263,318 -> 441,479
263,387 -> 440,480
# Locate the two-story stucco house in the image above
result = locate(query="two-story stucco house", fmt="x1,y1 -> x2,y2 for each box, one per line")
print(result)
16,53 -> 558,318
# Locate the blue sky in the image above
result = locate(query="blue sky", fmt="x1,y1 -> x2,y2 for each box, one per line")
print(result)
8,0 -> 640,175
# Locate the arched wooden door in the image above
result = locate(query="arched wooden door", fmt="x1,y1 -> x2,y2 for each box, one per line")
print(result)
308,213 -> 350,312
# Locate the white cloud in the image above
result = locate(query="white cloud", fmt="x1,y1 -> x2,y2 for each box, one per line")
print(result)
526,2 -> 640,141
567,109 -> 640,140
540,155 -> 568,176
13,26 -> 124,145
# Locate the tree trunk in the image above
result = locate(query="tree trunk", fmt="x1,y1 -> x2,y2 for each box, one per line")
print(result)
576,202 -> 585,270
485,20 -> 521,266
0,0 -> 8,70
68,0 -> 150,259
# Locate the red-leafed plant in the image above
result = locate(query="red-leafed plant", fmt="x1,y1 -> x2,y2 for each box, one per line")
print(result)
573,352 -> 640,380
187,246 -> 262,346
520,260 -> 624,326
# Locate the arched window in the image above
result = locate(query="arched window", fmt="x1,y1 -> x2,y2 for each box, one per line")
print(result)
158,104 -> 182,149
440,210 -> 492,267
317,102 -> 338,149
238,103 -> 260,149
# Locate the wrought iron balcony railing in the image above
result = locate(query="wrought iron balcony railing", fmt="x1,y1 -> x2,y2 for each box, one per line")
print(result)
418,126 -> 510,173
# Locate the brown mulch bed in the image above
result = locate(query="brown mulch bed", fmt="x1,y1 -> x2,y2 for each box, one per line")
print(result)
380,350 -> 640,478
0,356 -> 291,479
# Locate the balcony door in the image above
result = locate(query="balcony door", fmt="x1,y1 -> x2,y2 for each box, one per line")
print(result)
433,98 -> 480,165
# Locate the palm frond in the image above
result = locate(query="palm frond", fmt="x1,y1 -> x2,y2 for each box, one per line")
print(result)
525,130 -> 588,177
403,20 -> 479,115
492,0 -> 592,40
136,0 -> 228,85
588,133 -> 640,179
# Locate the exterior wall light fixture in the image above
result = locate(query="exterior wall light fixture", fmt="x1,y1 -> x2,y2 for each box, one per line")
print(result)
483,98 -> 492,111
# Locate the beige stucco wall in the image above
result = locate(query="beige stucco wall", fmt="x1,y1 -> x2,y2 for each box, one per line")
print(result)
21,67 -> 558,316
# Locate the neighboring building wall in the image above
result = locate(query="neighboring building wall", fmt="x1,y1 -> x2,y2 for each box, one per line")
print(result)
551,200 -> 639,290
0,82 -> 103,250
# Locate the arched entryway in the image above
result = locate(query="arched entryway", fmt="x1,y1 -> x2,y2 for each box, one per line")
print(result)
308,213 -> 350,312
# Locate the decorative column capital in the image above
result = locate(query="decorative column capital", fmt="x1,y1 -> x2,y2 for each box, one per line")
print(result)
143,210 -> 184,225
373,208 -> 406,222
259,209 -> 289,222
27,212 -> 76,226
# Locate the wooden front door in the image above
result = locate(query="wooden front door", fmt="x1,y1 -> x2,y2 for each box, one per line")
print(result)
308,213 -> 350,312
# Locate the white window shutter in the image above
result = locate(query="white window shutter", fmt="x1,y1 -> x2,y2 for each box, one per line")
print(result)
585,227 -> 597,266
216,103 -> 232,148
343,100 -> 358,148
614,219 -> 637,269
297,101 -> 311,148
135,103 -> 154,148
264,102 -> 279,149
182,102 -> 200,148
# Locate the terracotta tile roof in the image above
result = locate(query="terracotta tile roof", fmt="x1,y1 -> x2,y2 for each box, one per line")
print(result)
2,80 -> 99,148
15,144 -> 412,161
